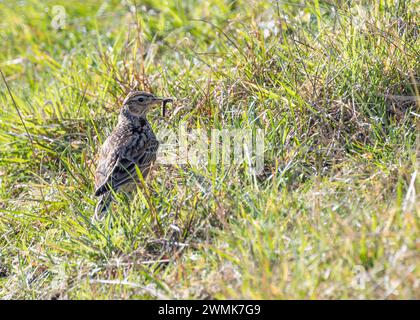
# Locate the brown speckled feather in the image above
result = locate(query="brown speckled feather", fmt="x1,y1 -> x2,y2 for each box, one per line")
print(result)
93,91 -> 172,220
94,108 -> 159,197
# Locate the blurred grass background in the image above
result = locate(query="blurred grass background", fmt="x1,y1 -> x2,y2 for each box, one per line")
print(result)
0,0 -> 418,299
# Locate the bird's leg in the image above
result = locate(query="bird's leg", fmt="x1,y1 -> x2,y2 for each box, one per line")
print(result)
135,166 -> 163,236
93,192 -> 113,221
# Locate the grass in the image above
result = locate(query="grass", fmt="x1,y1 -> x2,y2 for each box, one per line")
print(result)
0,0 -> 418,299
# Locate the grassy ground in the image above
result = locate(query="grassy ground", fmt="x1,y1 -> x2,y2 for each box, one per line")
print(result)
0,0 -> 418,299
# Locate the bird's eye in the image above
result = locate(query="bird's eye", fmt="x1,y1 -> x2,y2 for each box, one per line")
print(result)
137,97 -> 145,102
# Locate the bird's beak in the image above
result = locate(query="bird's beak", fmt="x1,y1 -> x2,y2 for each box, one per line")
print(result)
153,96 -> 174,104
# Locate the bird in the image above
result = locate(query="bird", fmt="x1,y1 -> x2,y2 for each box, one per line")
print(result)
93,91 -> 172,220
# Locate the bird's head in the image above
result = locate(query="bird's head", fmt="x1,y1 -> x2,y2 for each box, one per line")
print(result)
122,91 -> 172,117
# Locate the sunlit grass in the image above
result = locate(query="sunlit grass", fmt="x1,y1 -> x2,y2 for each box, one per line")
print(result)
0,0 -> 418,299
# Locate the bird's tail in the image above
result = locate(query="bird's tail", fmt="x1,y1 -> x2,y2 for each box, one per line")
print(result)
94,192 -> 113,221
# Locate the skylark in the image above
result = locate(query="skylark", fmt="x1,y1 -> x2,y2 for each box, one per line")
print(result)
94,91 -> 172,220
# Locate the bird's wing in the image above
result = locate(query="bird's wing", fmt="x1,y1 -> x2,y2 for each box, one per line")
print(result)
94,137 -> 158,197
